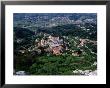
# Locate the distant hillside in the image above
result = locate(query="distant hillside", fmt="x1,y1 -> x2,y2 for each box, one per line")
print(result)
14,27 -> 35,38
37,23 -> 97,40
13,13 -> 97,28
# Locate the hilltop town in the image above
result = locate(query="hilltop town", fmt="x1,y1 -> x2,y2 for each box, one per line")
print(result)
16,32 -> 96,57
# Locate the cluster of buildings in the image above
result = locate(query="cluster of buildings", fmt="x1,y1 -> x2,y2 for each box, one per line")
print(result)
16,33 -> 96,57
35,34 -> 95,56
35,35 -> 65,55
78,38 -> 97,47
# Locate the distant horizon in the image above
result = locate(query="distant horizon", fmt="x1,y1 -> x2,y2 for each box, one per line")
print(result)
14,13 -> 97,20
13,13 -> 97,28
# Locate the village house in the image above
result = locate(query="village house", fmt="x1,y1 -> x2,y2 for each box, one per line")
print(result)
78,39 -> 86,47
72,50 -> 82,56
19,50 -> 25,54
52,46 -> 62,55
